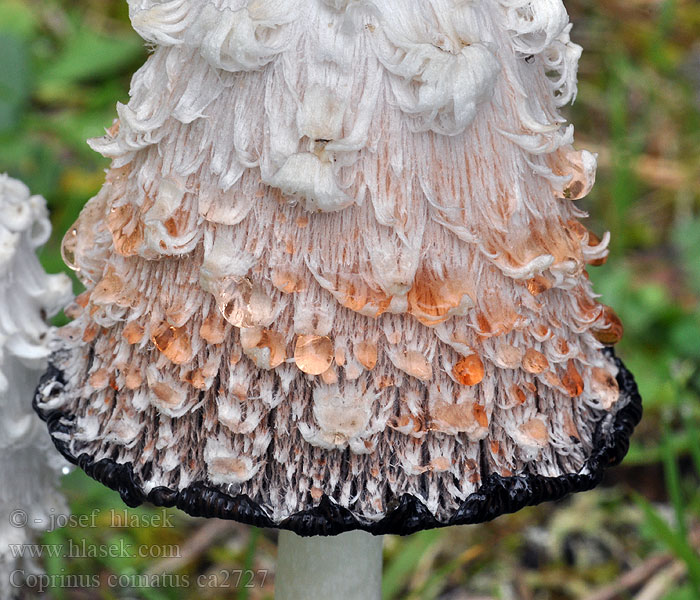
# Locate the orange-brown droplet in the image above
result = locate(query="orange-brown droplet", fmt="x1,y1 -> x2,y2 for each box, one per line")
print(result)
355,341 -> 378,370
562,359 -> 584,397
527,275 -> 552,296
407,275 -> 472,326
453,354 -> 484,386
522,348 -> 549,374
472,404 -> 489,428
592,305 -> 623,345
151,322 -> 193,364
294,335 -> 334,375
336,278 -> 392,317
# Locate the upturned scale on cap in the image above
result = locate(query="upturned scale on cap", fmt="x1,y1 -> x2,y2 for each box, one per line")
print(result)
35,0 -> 641,535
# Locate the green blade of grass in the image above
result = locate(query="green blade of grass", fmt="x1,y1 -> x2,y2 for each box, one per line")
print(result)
382,530 -> 443,600
634,493 -> 700,595
42,529 -> 67,600
683,412 -> 700,480
237,527 -> 261,600
411,546 -> 485,600
660,424 -> 687,540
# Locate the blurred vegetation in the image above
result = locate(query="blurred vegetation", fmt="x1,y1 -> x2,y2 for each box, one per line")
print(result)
0,0 -> 699,598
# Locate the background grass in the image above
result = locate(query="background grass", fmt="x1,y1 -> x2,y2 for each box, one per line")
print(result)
1,0 -> 699,598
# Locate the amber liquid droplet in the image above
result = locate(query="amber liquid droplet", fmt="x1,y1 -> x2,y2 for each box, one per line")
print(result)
294,335 -> 334,375
522,348 -> 549,374
592,305 -> 623,345
453,354 -> 484,386
562,359 -> 584,397
217,280 -> 274,329
151,322 -> 193,364
472,403 -> 489,427
526,275 -> 551,296
407,275 -> 470,325
61,227 -> 79,271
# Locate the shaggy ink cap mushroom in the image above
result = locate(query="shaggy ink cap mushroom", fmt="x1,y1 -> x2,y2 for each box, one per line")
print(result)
1,174 -> 73,582
35,0 -> 642,536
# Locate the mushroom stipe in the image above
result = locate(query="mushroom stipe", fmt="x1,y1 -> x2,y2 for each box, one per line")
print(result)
34,350 -> 641,537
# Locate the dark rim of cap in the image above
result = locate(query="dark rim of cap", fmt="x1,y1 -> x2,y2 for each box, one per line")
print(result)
33,348 -> 641,536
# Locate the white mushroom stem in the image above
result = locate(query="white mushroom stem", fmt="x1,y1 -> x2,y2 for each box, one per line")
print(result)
0,174 -> 73,598
275,531 -> 383,600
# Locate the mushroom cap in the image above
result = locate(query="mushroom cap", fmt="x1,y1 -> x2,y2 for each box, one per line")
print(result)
36,352 -> 640,535
1,174 -> 72,556
35,0 -> 641,535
